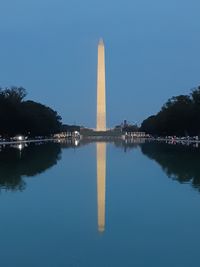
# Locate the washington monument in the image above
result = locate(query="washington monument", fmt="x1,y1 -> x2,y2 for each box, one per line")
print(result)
96,39 -> 106,131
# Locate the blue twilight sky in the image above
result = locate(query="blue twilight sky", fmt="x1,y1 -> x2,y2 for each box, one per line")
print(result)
0,0 -> 200,127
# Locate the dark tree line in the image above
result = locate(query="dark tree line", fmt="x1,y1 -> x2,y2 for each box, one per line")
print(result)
0,87 -> 62,137
61,124 -> 80,133
141,86 -> 200,136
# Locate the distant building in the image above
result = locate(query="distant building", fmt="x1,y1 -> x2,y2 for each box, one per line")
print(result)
124,131 -> 146,138
119,120 -> 146,138
54,125 -> 80,139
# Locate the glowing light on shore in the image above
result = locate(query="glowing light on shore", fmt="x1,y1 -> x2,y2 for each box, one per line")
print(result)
18,136 -> 23,141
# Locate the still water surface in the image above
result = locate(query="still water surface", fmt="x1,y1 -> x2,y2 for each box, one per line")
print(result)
0,140 -> 200,267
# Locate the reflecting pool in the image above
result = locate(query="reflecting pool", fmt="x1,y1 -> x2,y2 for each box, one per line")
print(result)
0,140 -> 200,267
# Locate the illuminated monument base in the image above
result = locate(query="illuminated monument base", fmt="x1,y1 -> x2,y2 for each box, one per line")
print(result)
80,128 -> 122,137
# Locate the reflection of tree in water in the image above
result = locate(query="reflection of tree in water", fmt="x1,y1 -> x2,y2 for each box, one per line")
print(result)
0,143 -> 61,191
140,142 -> 200,190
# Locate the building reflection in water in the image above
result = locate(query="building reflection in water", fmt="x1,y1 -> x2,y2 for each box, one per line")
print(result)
96,142 -> 106,233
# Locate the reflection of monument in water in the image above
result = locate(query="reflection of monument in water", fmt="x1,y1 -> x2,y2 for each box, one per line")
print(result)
96,39 -> 106,131
96,142 -> 106,232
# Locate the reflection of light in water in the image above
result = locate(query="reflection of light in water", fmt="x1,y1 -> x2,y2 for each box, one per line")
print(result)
14,143 -> 27,151
75,140 -> 79,146
96,142 -> 106,233
18,144 -> 23,151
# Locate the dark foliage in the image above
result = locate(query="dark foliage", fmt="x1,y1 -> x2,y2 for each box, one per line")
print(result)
0,87 -> 62,137
61,124 -> 80,133
140,86 -> 200,136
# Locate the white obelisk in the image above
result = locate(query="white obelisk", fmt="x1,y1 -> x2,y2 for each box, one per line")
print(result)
96,39 -> 106,131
